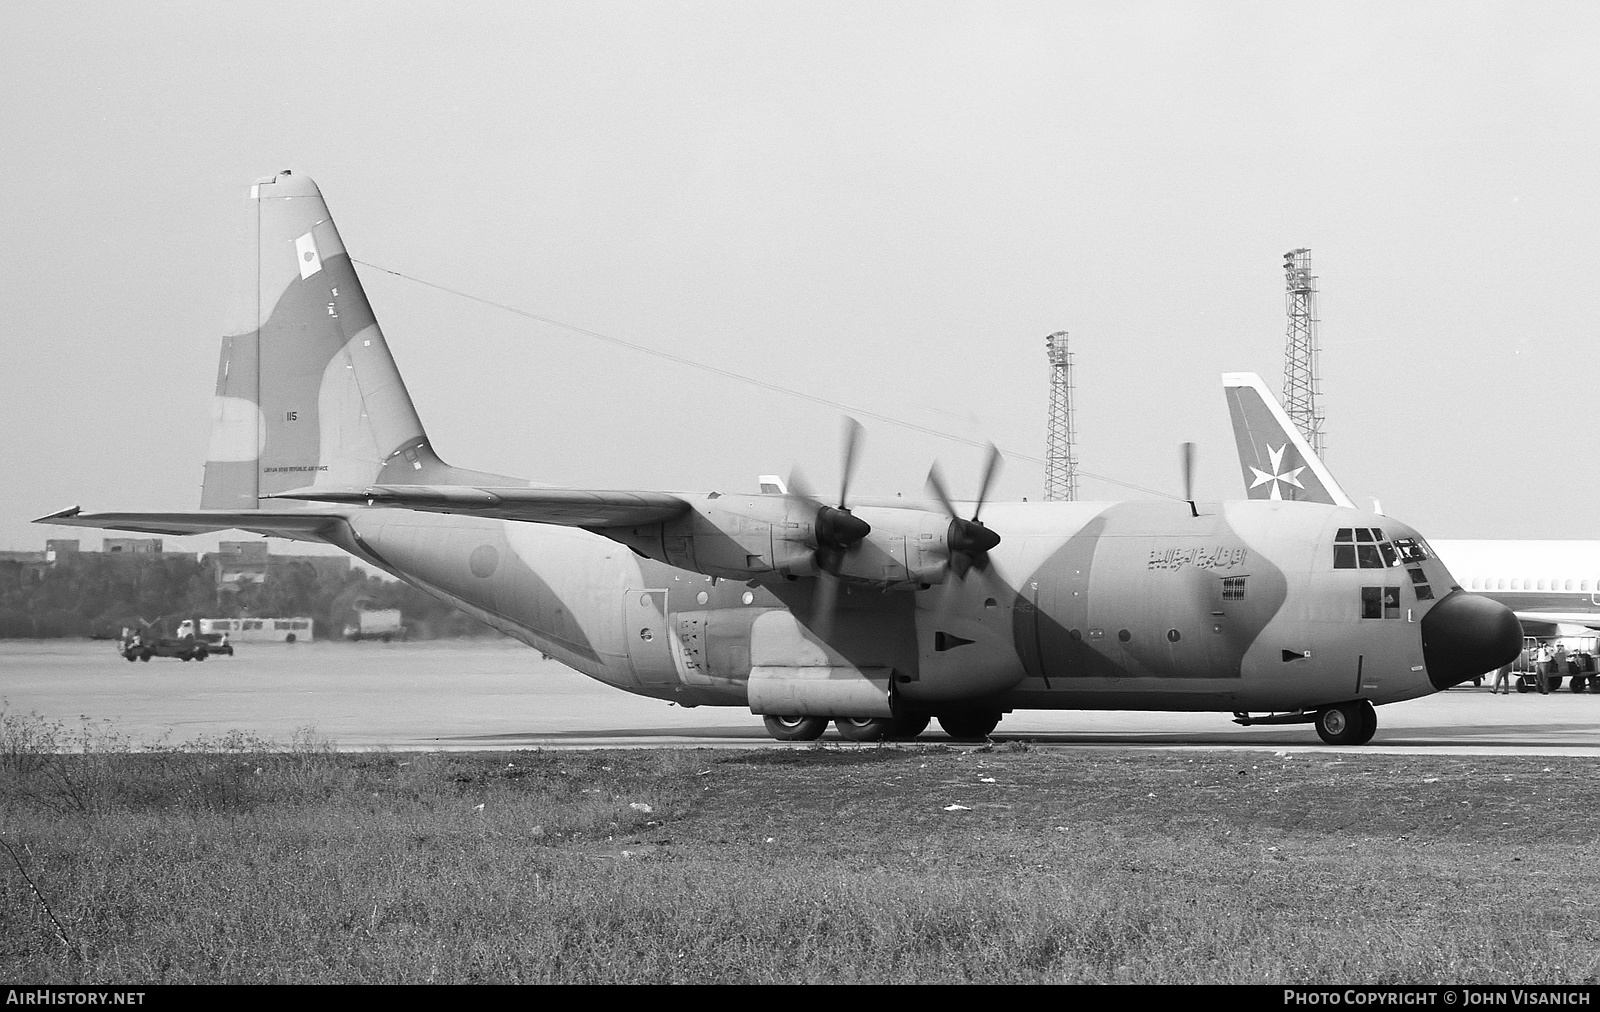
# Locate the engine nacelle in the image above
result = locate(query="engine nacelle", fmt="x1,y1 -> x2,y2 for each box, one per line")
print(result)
605,497 -> 958,587
825,505 -> 953,588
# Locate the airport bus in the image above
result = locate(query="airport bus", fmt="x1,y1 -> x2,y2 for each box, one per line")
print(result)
177,617 -> 315,644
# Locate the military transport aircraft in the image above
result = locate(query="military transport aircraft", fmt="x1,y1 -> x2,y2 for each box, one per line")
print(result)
1224,372 -> 1600,642
38,172 -> 1521,745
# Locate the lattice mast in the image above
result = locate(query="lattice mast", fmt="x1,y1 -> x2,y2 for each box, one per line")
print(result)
1044,331 -> 1078,501
1281,249 -> 1325,458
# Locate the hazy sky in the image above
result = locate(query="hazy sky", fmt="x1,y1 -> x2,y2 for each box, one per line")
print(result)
4,2 -> 1598,555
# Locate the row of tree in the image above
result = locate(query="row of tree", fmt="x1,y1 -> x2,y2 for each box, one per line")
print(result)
0,553 -> 495,640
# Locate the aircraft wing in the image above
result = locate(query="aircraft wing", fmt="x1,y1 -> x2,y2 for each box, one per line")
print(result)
267,485 -> 691,528
1509,612 -> 1600,638
35,506 -> 346,542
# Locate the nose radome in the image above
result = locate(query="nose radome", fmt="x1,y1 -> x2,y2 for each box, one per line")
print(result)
1421,591 -> 1524,690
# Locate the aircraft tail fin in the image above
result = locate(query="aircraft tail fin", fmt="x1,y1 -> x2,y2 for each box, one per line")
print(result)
1221,372 -> 1354,508
202,171 -> 510,510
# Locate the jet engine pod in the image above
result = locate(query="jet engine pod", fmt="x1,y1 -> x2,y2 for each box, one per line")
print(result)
1420,590 -> 1523,690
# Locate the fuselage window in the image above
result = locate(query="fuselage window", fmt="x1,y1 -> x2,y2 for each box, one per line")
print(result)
1361,587 -> 1401,619
1222,576 -> 1246,600
1361,586 -> 1382,619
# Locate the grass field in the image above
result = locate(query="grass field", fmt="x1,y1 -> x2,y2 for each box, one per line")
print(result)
2,709 -> 1598,984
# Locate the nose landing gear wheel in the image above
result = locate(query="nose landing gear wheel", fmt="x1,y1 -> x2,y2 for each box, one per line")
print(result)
1316,700 -> 1376,745
762,715 -> 828,742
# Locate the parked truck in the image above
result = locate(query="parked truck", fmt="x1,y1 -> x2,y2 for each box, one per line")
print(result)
344,609 -> 405,642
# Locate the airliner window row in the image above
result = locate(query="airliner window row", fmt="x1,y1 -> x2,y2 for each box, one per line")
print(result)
1468,577 -> 1595,592
1332,529 -> 1433,570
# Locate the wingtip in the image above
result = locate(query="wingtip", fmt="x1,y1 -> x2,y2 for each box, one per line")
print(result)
33,506 -> 82,524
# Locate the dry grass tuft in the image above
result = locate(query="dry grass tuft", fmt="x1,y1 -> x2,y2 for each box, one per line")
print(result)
3,710 -> 1598,983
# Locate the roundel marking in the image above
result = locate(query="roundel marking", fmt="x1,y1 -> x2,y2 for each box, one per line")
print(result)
469,544 -> 500,578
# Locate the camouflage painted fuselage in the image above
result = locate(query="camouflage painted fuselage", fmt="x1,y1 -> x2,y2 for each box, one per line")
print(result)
43,171 -> 1507,733
321,495 -> 1447,717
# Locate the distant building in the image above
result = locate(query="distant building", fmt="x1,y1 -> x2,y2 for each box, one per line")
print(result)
45,539 -> 79,560
0,551 -> 52,585
208,541 -> 269,586
104,537 -> 162,554
202,541 -> 350,588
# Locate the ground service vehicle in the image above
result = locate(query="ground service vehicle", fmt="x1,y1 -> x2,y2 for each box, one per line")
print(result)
119,634 -> 208,662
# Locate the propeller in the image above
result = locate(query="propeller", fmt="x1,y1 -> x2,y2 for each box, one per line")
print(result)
925,443 -> 1004,578
1181,441 -> 1198,518
788,418 -> 873,639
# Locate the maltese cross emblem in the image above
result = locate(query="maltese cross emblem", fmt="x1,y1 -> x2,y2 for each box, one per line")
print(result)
1249,443 -> 1306,500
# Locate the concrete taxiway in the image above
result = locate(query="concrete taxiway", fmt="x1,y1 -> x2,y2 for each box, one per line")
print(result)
3,638 -> 1598,754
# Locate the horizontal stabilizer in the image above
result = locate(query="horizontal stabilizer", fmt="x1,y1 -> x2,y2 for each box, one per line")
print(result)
268,485 -> 691,528
35,506 -> 345,543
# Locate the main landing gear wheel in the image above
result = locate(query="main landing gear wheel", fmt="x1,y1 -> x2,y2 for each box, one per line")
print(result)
937,712 -> 1002,741
1315,701 -> 1376,746
763,715 -> 828,742
1357,699 -> 1377,745
893,715 -> 931,739
830,714 -> 932,742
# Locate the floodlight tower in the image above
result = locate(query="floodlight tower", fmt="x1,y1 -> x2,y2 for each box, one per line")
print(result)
1281,248 -> 1326,458
1044,331 -> 1078,501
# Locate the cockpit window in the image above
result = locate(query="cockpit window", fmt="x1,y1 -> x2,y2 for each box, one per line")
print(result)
1392,537 -> 1433,563
1335,528 -> 1418,569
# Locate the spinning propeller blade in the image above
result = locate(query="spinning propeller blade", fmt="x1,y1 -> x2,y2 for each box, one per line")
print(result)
925,444 -> 1003,577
